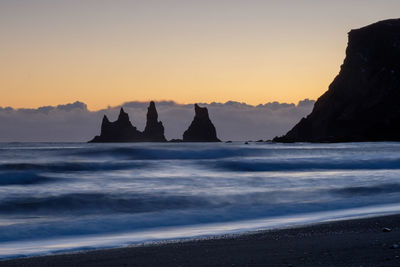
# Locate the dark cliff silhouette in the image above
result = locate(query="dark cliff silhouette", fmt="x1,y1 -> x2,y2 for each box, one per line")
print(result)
89,102 -> 166,142
143,101 -> 166,142
183,104 -> 221,142
274,19 -> 400,143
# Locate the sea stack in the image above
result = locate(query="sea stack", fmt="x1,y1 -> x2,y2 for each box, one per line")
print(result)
89,108 -> 143,142
183,104 -> 221,142
274,19 -> 400,142
142,101 -> 166,142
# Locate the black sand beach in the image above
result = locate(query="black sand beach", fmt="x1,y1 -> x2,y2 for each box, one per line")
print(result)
2,214 -> 400,266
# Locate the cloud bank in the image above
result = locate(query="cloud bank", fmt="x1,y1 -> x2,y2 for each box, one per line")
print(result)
0,100 -> 315,142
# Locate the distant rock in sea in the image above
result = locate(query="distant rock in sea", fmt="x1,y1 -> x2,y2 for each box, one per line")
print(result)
183,104 -> 221,142
169,139 -> 183,142
143,101 -> 166,142
89,102 -> 166,142
274,19 -> 400,142
89,108 -> 143,142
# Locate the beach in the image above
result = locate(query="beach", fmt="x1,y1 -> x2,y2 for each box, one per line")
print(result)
2,214 -> 400,266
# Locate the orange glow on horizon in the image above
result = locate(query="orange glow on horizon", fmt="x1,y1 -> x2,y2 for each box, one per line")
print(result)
1,1 -> 399,111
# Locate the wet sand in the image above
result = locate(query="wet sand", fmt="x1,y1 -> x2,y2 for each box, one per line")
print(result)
2,214 -> 400,266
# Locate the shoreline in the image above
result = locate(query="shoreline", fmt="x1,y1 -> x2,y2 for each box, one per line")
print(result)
2,214 -> 400,266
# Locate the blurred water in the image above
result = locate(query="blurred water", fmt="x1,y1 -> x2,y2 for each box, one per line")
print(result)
1,142 -> 400,258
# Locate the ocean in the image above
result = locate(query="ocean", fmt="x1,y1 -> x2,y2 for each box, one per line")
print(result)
1,142 -> 400,258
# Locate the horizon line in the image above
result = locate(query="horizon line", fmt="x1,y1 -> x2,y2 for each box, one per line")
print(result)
0,98 -> 316,112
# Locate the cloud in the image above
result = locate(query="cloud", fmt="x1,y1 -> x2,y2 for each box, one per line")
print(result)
0,100 -> 314,142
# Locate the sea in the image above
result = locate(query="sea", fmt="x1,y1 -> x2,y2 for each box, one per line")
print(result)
1,142 -> 400,258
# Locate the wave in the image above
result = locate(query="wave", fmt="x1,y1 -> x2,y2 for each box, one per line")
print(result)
330,183 -> 400,196
212,158 -> 400,172
0,190 -> 322,215
0,161 -> 145,173
0,193 -> 210,214
75,146 -> 267,160
3,184 -> 395,215
0,171 -> 54,185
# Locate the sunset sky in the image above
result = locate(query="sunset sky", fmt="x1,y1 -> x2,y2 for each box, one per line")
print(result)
1,0 -> 400,110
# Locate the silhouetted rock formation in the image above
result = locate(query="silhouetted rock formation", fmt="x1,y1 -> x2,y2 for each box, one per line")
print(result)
143,101 -> 166,142
183,104 -> 221,142
274,19 -> 400,143
89,102 -> 166,142
90,108 -> 143,142
169,139 -> 183,142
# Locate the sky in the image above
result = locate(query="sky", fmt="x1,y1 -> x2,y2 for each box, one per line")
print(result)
1,0 -> 400,110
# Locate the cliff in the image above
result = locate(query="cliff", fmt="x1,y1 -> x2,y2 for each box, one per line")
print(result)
183,104 -> 221,142
274,19 -> 400,142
